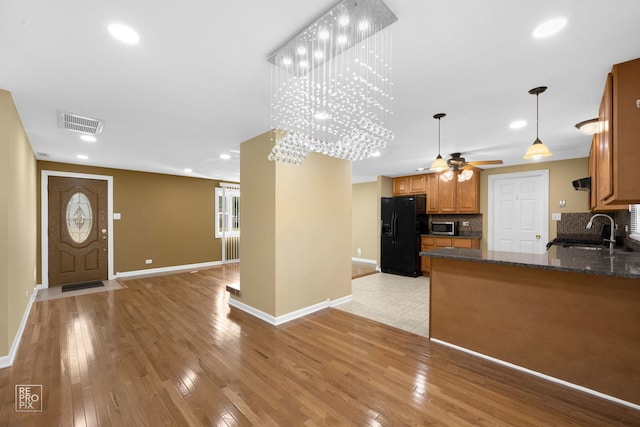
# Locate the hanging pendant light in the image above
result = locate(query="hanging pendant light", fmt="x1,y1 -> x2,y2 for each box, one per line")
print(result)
523,86 -> 553,160
430,113 -> 449,171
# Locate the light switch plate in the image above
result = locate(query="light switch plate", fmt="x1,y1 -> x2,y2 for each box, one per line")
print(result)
552,213 -> 562,221
114,213 -> 121,220
636,99 -> 640,108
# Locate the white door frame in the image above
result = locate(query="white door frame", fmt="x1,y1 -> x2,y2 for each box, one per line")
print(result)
41,170 -> 115,287
488,169 -> 549,253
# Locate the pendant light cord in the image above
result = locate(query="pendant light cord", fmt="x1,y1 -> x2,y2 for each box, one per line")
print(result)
536,92 -> 539,140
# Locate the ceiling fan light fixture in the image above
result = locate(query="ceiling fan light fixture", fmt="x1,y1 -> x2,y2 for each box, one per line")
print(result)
523,86 -> 552,160
458,169 -> 474,182
575,118 -> 599,135
441,170 -> 454,182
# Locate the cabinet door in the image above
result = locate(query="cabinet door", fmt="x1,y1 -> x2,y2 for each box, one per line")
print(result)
420,237 -> 434,274
410,175 -> 426,193
589,137 -> 597,211
438,174 -> 457,212
457,170 -> 480,213
434,237 -> 453,248
427,174 -> 439,213
452,238 -> 480,249
598,73 -> 613,202
392,177 -> 409,195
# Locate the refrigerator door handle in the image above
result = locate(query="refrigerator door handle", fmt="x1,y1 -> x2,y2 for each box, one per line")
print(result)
393,212 -> 398,244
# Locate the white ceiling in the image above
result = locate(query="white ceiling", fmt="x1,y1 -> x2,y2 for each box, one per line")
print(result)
1,0 -> 639,183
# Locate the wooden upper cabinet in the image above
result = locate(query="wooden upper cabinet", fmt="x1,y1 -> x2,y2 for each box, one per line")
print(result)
409,175 -> 426,193
427,174 -> 439,213
438,174 -> 457,213
597,73 -> 613,202
590,134 -> 626,212
392,176 -> 410,195
590,57 -> 640,207
393,170 -> 481,213
457,170 -> 480,213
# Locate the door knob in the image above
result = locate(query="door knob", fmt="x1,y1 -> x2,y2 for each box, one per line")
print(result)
535,234 -> 541,239
102,228 -> 107,234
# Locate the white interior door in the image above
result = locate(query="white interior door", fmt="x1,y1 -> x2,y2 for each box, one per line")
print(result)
488,170 -> 549,254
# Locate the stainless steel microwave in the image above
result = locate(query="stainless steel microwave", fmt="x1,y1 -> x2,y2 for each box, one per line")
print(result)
431,221 -> 456,235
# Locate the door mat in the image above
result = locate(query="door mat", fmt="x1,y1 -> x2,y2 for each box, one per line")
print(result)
61,281 -> 104,292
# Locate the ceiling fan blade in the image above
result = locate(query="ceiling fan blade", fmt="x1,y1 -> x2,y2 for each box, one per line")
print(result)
468,160 -> 503,166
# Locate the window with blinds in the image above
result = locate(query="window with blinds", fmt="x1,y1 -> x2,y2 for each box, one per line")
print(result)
631,204 -> 640,242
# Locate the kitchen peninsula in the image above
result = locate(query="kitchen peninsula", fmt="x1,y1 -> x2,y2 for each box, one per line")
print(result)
422,246 -> 640,406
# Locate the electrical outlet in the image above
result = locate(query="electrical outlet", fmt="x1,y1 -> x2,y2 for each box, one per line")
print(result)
462,221 -> 470,227
145,259 -> 153,264
357,248 -> 362,256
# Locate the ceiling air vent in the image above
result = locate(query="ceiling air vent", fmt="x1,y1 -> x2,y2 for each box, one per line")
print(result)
57,111 -> 104,135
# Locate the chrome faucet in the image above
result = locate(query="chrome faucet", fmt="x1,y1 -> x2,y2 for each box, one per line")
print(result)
586,213 -> 615,253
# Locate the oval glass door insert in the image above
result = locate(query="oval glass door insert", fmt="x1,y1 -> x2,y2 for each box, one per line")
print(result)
66,192 -> 93,243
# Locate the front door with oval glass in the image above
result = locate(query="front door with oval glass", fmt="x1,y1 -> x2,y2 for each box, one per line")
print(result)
48,176 -> 108,286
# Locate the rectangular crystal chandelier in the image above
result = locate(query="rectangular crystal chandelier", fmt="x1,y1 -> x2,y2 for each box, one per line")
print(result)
268,0 -> 397,165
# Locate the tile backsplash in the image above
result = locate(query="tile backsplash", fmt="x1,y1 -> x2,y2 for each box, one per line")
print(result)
557,211 -> 639,250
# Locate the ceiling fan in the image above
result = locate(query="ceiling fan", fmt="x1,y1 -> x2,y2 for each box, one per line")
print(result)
446,152 -> 503,171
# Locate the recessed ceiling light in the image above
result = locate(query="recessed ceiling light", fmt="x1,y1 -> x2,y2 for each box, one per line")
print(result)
282,57 -> 292,66
336,34 -> 348,45
299,59 -> 309,68
220,154 -> 231,160
296,46 -> 307,56
358,20 -> 370,31
416,167 -> 426,171
338,15 -> 350,26
509,120 -> 527,129
532,17 -> 567,39
314,50 -> 324,60
108,22 -> 140,44
77,154 -> 88,160
80,135 -> 97,142
184,168 -> 193,173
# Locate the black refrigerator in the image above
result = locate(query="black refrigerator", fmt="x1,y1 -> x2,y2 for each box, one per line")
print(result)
380,195 -> 427,277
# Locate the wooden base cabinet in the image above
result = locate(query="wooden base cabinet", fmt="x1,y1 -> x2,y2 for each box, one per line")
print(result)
420,236 -> 480,275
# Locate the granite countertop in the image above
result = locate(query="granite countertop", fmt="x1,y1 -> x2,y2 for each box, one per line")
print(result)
420,246 -> 640,279
421,233 -> 482,239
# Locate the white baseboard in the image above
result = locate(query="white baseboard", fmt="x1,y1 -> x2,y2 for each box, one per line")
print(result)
116,260 -> 235,279
228,294 -> 353,326
351,257 -> 377,265
0,287 -> 38,369
431,338 -> 640,411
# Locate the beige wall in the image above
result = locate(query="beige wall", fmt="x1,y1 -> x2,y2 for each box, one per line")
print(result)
238,131 -> 277,314
352,182 -> 378,261
480,157 -> 590,249
37,161 -> 229,279
0,90 -> 37,356
238,131 -> 352,317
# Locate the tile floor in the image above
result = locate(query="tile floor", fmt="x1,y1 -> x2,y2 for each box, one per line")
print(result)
335,272 -> 430,338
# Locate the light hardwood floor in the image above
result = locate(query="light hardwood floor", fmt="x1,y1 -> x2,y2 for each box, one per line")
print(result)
1,264 -> 638,426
